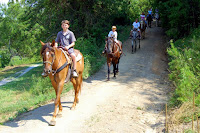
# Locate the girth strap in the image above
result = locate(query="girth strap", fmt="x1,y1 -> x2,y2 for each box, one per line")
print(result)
56,61 -> 69,73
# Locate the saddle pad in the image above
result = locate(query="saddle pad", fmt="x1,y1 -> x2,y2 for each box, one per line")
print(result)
60,48 -> 82,63
74,49 -> 82,62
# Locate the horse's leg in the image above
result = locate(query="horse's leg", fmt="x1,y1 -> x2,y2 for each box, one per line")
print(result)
107,62 -> 111,80
132,39 -> 134,54
49,81 -> 64,126
116,60 -> 119,73
71,78 -> 78,110
113,63 -> 116,78
71,74 -> 83,110
135,39 -> 137,52
76,75 -> 82,104
139,39 -> 140,49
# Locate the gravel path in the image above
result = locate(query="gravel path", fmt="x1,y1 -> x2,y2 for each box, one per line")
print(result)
0,25 -> 170,133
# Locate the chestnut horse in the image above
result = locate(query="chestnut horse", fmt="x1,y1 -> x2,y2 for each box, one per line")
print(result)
40,40 -> 84,126
105,37 -> 122,80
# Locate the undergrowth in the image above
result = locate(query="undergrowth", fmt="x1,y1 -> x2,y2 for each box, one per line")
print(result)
167,26 -> 200,125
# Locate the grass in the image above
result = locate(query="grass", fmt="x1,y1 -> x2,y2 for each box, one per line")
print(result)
0,66 -> 73,124
0,65 -> 29,81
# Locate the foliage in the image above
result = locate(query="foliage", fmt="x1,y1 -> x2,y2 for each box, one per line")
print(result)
0,0 -> 151,68
0,2 -> 44,68
152,0 -> 200,39
0,48 -> 11,67
167,27 -> 200,107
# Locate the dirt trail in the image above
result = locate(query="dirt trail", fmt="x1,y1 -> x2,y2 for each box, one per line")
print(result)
0,24 -> 170,133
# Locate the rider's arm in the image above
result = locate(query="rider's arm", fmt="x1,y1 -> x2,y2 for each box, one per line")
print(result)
108,31 -> 112,37
65,42 -> 75,50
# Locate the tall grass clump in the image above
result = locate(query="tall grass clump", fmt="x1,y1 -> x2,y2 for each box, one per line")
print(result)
167,27 -> 200,123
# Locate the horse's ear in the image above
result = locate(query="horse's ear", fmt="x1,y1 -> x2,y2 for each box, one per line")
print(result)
105,37 -> 108,41
51,40 -> 55,47
40,40 -> 45,46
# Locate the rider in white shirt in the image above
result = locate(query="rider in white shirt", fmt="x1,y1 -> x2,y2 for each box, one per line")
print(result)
102,26 -> 122,54
108,29 -> 118,42
131,19 -> 141,38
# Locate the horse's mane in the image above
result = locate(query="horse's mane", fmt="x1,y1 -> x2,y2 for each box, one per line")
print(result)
40,42 -> 53,56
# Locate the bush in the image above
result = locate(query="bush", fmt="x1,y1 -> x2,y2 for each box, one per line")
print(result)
0,49 -> 11,68
167,27 -> 200,107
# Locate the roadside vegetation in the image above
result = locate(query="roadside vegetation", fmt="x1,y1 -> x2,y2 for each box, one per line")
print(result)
153,0 -> 200,129
167,28 -> 200,126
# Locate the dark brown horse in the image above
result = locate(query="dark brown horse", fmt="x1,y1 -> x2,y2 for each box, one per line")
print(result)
105,37 -> 122,80
40,40 -> 84,126
140,20 -> 147,39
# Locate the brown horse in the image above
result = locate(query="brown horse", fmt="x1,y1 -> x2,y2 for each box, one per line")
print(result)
105,37 -> 122,80
140,20 -> 147,39
40,40 -> 84,126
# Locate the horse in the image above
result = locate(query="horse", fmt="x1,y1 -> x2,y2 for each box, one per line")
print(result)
40,40 -> 84,126
105,37 -> 122,80
140,20 -> 147,39
155,13 -> 160,27
130,28 -> 140,53
147,14 -> 153,28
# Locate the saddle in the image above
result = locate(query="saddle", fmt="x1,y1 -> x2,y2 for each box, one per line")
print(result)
59,48 -> 82,82
59,48 -> 82,64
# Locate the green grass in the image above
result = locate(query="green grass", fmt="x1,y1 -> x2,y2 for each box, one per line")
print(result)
0,66 -> 29,81
0,66 -> 73,123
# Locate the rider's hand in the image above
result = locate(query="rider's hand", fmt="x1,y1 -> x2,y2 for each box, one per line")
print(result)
65,46 -> 70,50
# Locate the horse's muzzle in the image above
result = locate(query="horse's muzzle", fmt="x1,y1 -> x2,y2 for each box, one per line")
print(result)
43,68 -> 51,76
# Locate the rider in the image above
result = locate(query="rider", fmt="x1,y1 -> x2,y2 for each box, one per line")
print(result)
148,8 -> 153,17
140,12 -> 147,25
130,18 -> 141,39
41,20 -> 78,78
102,26 -> 122,54
146,12 -> 153,28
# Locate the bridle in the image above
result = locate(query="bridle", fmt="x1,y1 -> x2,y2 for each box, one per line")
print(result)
42,46 -> 68,76
42,48 -> 57,75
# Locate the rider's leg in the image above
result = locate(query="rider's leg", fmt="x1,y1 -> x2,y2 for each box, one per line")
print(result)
115,41 -> 122,54
102,43 -> 108,54
138,29 -> 141,39
70,53 -> 78,78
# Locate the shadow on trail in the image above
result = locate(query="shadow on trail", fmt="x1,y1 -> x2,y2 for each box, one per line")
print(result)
5,101 -> 74,127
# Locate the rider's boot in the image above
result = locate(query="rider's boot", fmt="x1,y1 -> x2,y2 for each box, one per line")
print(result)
72,69 -> 78,78
102,47 -> 107,54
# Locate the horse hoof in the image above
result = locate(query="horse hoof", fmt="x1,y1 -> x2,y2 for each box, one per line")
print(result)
57,113 -> 62,118
70,106 -> 76,110
49,120 -> 56,126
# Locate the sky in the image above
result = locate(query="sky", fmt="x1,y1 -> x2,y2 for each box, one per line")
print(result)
0,0 -> 9,4
0,0 -> 20,4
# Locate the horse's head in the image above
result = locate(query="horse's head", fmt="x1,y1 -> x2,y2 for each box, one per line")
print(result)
40,40 -> 56,76
106,37 -> 114,53
140,20 -> 144,29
